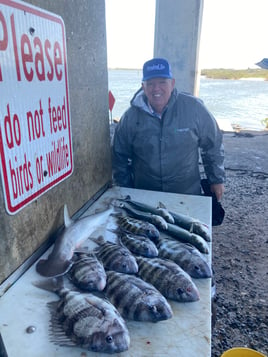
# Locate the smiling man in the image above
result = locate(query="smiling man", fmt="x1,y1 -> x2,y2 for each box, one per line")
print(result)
112,58 -> 225,201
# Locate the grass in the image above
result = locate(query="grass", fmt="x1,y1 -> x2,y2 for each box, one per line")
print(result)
201,68 -> 268,80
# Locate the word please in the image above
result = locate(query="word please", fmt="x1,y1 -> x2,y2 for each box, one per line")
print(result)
0,11 -> 63,82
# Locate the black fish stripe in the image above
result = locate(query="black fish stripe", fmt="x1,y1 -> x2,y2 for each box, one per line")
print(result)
63,307 -> 101,336
72,261 -> 95,276
106,272 -> 129,303
71,265 -> 88,281
106,273 -> 141,319
120,235 -> 136,248
103,250 -> 132,270
119,217 -> 148,233
107,272 -> 135,302
120,235 -> 145,254
138,259 -> 168,289
119,282 -> 147,320
107,272 -> 158,320
121,222 -> 140,234
98,244 -> 123,264
63,294 -> 99,318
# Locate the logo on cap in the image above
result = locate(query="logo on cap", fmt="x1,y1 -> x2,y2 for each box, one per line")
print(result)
147,64 -> 165,71
142,58 -> 172,81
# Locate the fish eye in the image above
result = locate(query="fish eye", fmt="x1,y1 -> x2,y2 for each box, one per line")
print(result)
177,288 -> 184,295
194,265 -> 201,272
142,244 -> 149,251
106,335 -> 113,344
122,263 -> 127,268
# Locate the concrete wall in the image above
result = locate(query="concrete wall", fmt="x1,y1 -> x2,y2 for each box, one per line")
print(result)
0,0 -> 111,285
154,0 -> 204,95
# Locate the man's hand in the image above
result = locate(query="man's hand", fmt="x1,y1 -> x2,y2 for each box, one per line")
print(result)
210,183 -> 225,202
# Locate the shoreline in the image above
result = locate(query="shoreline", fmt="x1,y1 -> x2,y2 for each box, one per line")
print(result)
109,68 -> 268,81
222,129 -> 268,135
201,75 -> 267,81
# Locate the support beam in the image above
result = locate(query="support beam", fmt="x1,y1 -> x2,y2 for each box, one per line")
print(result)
154,0 -> 204,95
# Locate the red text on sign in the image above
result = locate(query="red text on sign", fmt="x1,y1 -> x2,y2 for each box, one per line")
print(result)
27,100 -> 45,141
48,96 -> 67,134
0,11 -> 63,82
0,11 -> 8,81
10,153 -> 33,199
4,104 -> 21,149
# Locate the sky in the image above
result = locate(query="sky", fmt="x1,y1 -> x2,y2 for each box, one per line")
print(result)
105,0 -> 268,69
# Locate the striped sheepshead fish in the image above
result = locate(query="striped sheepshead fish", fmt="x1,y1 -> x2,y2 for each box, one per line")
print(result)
104,270 -> 173,322
68,252 -> 107,291
33,278 -> 130,354
136,256 -> 200,302
92,236 -> 138,274
119,231 -> 159,258
156,236 -> 212,279
116,215 -> 160,243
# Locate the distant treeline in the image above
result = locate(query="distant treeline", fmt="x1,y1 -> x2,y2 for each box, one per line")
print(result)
201,68 -> 268,80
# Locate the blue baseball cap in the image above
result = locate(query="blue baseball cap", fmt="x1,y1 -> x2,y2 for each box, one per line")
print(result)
142,58 -> 173,81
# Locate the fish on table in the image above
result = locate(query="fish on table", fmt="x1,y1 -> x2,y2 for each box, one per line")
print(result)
165,223 -> 210,254
116,196 -> 211,241
118,231 -> 159,258
169,210 -> 211,242
116,215 -> 160,243
36,204 -> 113,277
92,236 -> 138,274
33,278 -> 130,354
104,270 -> 173,322
115,200 -> 169,230
68,252 -> 107,291
156,236 -> 212,279
135,256 -> 200,302
116,196 -> 175,224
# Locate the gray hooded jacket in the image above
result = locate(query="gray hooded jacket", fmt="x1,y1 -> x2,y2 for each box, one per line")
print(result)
112,88 -> 225,195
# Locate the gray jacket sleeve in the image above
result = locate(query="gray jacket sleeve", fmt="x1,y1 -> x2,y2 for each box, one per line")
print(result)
196,99 -> 225,184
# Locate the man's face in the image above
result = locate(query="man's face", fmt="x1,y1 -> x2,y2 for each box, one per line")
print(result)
142,77 -> 175,114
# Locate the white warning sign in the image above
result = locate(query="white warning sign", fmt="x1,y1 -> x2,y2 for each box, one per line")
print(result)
0,0 -> 73,214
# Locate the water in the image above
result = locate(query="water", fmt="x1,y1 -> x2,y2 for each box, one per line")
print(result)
108,69 -> 268,131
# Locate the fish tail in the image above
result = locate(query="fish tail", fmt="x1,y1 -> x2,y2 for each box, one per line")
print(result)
33,276 -> 64,294
36,257 -> 73,277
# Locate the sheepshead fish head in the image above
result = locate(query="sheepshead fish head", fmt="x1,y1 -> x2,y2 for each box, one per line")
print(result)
138,240 -> 159,258
167,276 -> 200,302
68,253 -> 107,291
90,318 -> 130,353
75,270 -> 107,292
145,225 -> 160,242
109,249 -> 138,274
135,294 -> 173,322
186,258 -> 212,279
